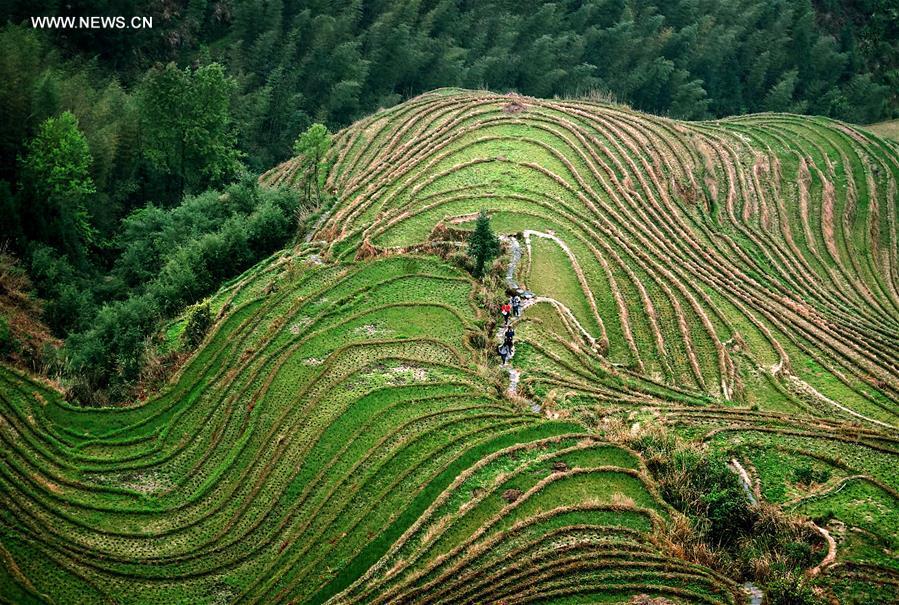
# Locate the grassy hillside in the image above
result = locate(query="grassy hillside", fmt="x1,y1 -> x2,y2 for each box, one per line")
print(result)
1,90 -> 897,604
868,120 -> 899,143
268,89 -> 899,425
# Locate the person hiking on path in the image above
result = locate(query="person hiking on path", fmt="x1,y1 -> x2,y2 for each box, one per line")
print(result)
504,325 -> 515,348
512,294 -> 521,317
501,302 -> 511,325
498,343 -> 510,365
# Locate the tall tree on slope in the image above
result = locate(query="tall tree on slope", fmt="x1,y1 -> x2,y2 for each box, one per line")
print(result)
467,210 -> 500,279
18,111 -> 96,263
138,63 -> 243,204
293,123 -> 332,208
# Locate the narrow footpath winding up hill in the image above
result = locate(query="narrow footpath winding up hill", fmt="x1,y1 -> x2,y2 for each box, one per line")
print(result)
1,89 -> 897,604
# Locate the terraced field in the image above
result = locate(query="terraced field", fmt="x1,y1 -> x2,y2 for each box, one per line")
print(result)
2,89 -> 898,603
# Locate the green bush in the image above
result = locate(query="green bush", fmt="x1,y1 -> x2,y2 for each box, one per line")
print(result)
182,303 -> 212,349
60,178 -> 298,403
793,465 -> 831,486
65,293 -> 160,398
630,428 -> 821,583
766,571 -> 825,605
631,430 -> 754,547
0,314 -> 13,355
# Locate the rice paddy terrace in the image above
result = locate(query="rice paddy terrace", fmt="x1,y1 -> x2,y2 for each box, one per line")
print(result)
1,89 -> 898,604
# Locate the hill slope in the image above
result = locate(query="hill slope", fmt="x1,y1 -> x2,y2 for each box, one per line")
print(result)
267,88 -> 899,428
1,90 -> 897,604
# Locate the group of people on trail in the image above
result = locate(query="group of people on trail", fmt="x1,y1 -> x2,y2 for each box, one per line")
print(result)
500,294 -> 522,325
497,294 -> 523,365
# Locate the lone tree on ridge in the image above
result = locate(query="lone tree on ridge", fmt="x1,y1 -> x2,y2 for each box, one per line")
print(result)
293,123 -> 332,207
467,210 -> 500,278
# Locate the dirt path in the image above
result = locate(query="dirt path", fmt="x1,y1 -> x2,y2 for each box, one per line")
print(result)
783,474 -> 869,507
807,522 -> 837,576
497,235 -> 535,408
786,374 -> 896,430
499,235 -> 523,291
731,458 -> 758,505
496,232 -> 598,411
507,368 -> 520,394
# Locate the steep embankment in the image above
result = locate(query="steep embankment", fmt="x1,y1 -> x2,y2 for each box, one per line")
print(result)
1,89 -> 897,604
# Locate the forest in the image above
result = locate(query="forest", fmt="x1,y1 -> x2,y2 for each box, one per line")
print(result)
1,0 -> 897,403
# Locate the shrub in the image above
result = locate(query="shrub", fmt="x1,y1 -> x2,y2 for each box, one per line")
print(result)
0,314 -> 14,355
628,426 -> 820,583
766,571 -> 825,605
64,293 -> 160,403
630,429 -> 754,547
792,465 -> 830,486
182,303 -> 212,349
465,330 -> 488,350
445,249 -> 473,272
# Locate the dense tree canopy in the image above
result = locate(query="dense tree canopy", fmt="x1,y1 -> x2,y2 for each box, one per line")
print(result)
138,62 -> 243,202
18,111 -> 96,261
4,3 -> 897,172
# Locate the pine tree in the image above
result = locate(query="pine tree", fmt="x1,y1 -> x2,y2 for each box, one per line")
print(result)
467,210 -> 500,278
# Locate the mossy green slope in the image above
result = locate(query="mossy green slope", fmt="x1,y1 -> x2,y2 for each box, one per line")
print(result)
1,89 -> 897,604
0,249 -> 736,604
264,89 -> 899,601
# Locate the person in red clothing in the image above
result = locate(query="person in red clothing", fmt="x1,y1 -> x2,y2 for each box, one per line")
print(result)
501,302 -> 511,325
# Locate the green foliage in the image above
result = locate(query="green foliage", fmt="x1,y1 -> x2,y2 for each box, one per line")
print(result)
467,211 -> 500,278
292,123 -> 331,161
766,570 -> 825,605
630,428 -> 823,582
18,111 -> 96,259
0,26 -> 144,254
60,178 -> 297,403
138,62 -> 243,202
28,244 -> 95,335
182,302 -> 212,349
633,431 -> 754,546
65,293 -> 160,403
793,464 -> 831,486
292,123 -> 332,206
0,26 -> 51,183
20,112 -> 95,199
